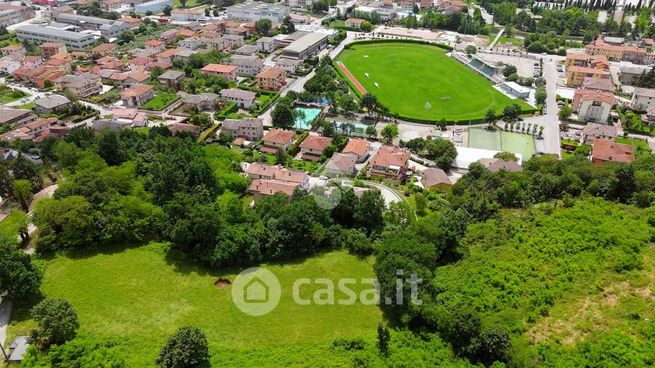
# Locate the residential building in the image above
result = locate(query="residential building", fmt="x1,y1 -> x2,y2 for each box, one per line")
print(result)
111,108 -> 148,126
0,45 -> 25,57
244,163 -> 309,189
341,138 -> 370,162
18,117 -> 58,139
565,65 -> 611,87
281,32 -> 328,60
368,145 -> 411,179
299,135 -> 332,161
564,53 -> 609,69
631,87 -> 655,110
255,67 -> 286,91
478,158 -> 522,173
581,77 -> 613,92
155,48 -> 179,64
33,95 -> 71,115
572,88 -> 615,124
0,60 -> 20,75
39,42 -> 67,59
618,62 -> 650,86
180,92 -> 218,110
91,43 -> 117,56
0,108 -> 37,127
200,63 -> 238,81
345,18 -> 366,29
0,5 -> 35,27
591,139 -> 634,166
261,129 -> 295,153
134,0 -> 172,14
246,163 -> 309,201
421,168 -> 452,192
229,56 -> 264,77
226,1 -> 290,23
169,122 -> 200,136
585,36 -> 655,64
120,84 -> 154,107
223,34 -> 245,49
324,153 -> 358,177
158,70 -> 185,87
171,8 -> 205,22
55,13 -> 130,38
235,44 -> 259,56
286,0 -> 314,9
53,73 -> 102,98
256,37 -> 275,53
581,123 -> 618,145
15,25 -> 96,50
642,105 -> 655,126
219,88 -> 257,108
222,118 -> 264,141
275,57 -> 302,74
144,39 -> 166,50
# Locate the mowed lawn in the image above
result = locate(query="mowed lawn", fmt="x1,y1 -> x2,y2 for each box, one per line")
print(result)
337,42 -> 532,121
9,243 -> 381,367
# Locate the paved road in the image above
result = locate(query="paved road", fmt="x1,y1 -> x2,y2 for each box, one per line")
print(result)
0,299 -> 11,352
542,59 -> 561,156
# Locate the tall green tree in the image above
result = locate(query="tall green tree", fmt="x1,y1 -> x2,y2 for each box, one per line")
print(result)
157,326 -> 210,368
32,298 -> 79,348
12,179 -> 33,212
0,236 -> 42,302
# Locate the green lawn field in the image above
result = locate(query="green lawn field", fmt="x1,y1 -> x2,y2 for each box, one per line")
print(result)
8,244 -> 381,367
336,42 -> 532,122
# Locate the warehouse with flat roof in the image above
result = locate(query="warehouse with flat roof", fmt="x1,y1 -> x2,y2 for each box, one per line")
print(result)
281,32 -> 328,60
15,25 -> 96,50
226,1 -> 290,23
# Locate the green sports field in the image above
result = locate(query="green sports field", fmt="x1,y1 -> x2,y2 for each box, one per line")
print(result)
336,42 -> 532,122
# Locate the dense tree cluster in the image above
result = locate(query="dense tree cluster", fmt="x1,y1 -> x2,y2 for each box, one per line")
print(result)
401,138 -> 458,170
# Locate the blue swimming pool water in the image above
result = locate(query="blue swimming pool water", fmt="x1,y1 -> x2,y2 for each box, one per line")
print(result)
294,107 -> 322,129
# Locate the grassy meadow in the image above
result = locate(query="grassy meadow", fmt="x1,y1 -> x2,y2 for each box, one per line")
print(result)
8,244 -> 382,367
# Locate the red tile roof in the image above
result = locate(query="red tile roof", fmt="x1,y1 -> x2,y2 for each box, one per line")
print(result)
201,64 -> 237,74
262,129 -> 294,145
371,146 -> 411,168
299,135 -> 331,151
592,139 -> 634,164
342,138 -> 370,157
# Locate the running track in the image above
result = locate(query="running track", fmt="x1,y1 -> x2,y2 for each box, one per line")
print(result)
337,61 -> 367,95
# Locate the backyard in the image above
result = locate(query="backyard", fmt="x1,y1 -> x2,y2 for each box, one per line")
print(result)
141,92 -> 180,111
336,41 -> 532,122
0,85 -> 27,104
7,244 -> 381,367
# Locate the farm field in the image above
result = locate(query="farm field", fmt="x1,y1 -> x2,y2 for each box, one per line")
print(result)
336,42 -> 532,122
8,244 -> 381,367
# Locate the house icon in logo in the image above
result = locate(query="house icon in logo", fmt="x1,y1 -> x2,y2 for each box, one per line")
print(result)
244,278 -> 269,303
232,267 -> 281,316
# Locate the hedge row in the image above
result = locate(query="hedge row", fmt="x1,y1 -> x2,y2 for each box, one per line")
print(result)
342,38 -> 454,52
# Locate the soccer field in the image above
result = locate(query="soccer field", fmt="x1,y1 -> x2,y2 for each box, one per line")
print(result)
336,42 -> 532,122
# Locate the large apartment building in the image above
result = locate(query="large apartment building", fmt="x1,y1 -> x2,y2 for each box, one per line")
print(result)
586,36 -> 655,65
15,25 -> 96,50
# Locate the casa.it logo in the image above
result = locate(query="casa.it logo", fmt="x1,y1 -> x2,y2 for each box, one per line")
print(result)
231,267 -> 281,317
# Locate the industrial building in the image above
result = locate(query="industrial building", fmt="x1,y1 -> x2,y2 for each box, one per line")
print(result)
55,13 -> 130,38
281,32 -> 328,60
15,25 -> 96,50
226,1 -> 290,23
134,0 -> 172,14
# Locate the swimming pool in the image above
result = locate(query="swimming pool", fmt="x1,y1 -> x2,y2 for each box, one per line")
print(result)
294,107 -> 322,130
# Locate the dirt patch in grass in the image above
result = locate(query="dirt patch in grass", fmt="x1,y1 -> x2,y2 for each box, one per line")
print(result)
214,278 -> 231,288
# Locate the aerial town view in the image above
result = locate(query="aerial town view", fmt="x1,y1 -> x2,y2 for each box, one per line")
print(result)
0,0 -> 655,366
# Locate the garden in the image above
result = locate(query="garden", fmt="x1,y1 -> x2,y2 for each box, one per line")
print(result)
141,92 -> 181,111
